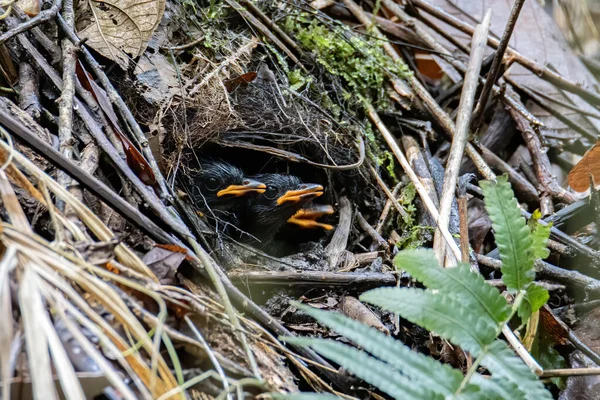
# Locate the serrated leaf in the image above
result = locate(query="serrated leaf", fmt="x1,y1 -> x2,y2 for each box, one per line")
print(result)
394,249 -> 510,324
294,303 -> 462,395
518,284 -> 550,322
470,374 -> 527,400
481,341 -> 552,400
283,337 -> 441,400
360,287 -> 497,355
480,175 -> 534,292
529,212 -> 551,260
526,285 -> 549,314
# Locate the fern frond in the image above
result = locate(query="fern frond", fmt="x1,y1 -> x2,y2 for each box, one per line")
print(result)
519,284 -> 550,322
295,303 -> 462,395
480,175 -> 534,292
283,337 -> 442,400
360,287 -> 497,355
394,249 -> 510,324
529,211 -> 551,260
481,341 -> 552,400
470,374 -> 527,400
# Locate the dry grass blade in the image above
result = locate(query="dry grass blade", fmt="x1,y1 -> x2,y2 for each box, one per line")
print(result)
0,246 -> 16,400
19,267 -> 58,400
0,170 -> 32,234
31,275 -> 86,400
0,135 -> 157,279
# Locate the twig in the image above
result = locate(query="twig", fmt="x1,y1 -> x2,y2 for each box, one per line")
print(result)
412,0 -> 600,108
239,0 -> 305,58
501,324 -> 543,375
457,179 -> 470,265
0,117 -> 176,245
366,105 -> 462,261
188,37 -> 259,96
434,10 -> 490,266
541,368 -> 600,378
509,106 -> 576,205
477,254 -> 600,295
324,196 -> 352,270
229,270 -> 397,288
480,145 -> 539,204
0,0 -> 62,45
56,15 -> 172,201
356,212 -> 389,251
471,0 -> 526,131
375,182 -> 400,233
369,166 -> 409,221
56,0 -> 78,213
225,0 -> 305,70
384,0 -> 539,126
17,62 -> 40,120
15,31 -> 192,238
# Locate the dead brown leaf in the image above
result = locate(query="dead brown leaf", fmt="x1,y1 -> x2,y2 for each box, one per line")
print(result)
141,246 -> 186,284
78,0 -> 166,69
567,140 -> 600,192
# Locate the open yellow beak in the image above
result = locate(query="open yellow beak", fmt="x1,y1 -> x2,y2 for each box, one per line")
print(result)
217,179 -> 266,197
276,183 -> 323,205
287,204 -> 334,230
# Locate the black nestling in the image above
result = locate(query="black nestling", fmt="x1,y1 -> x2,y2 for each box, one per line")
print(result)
242,173 -> 323,247
183,160 -> 266,227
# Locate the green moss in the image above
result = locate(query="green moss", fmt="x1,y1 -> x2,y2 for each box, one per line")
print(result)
284,12 -> 411,104
394,183 -> 432,249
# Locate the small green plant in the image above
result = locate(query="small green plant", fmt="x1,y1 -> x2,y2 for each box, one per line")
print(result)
284,11 -> 410,105
281,175 -> 553,399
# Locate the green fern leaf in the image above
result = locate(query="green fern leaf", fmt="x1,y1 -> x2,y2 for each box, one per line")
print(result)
529,211 -> 551,260
360,287 -> 497,355
481,341 -> 552,400
470,374 -> 527,400
518,284 -> 550,322
294,303 -> 462,395
480,175 -> 534,292
283,337 -> 442,400
394,249 -> 510,323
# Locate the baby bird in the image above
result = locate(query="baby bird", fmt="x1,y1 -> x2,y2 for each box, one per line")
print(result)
241,173 -> 323,247
183,160 -> 266,229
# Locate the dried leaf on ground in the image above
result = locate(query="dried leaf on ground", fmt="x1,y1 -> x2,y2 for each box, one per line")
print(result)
141,246 -> 186,283
78,0 -> 166,68
567,140 -> 600,191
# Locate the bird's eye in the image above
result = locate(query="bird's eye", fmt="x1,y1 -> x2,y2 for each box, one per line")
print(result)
205,177 -> 220,191
264,185 -> 279,200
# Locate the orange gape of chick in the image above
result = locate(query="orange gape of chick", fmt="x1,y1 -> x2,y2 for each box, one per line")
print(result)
241,173 -> 333,247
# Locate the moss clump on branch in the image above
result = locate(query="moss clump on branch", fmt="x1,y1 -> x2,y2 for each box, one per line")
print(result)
284,12 -> 411,103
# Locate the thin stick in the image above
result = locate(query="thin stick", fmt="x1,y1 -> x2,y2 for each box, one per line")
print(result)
434,10 -> 491,266
56,15 -> 172,201
366,105 -> 462,261
541,368 -> 600,378
57,0 -> 78,213
412,0 -> 600,108
0,0 -> 62,45
369,166 -> 409,221
471,0 -> 526,131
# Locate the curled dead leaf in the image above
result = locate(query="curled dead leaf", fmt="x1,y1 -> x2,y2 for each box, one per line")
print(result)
567,140 -> 600,192
223,72 -> 257,92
